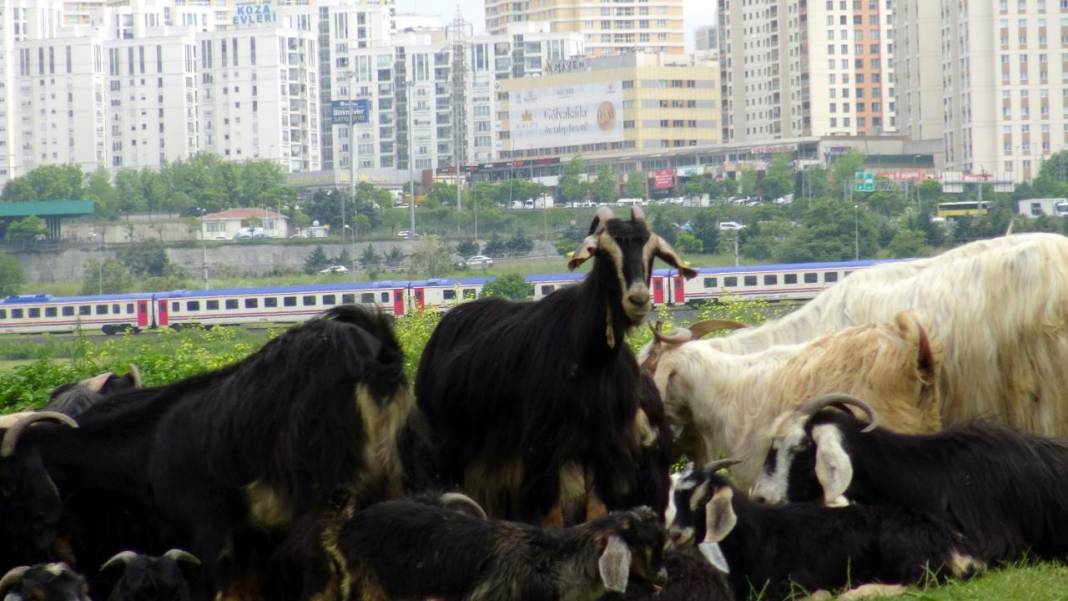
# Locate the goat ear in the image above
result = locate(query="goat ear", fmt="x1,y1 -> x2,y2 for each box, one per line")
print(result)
894,311 -> 940,385
702,487 -> 737,543
568,235 -> 600,270
812,425 -> 854,506
698,542 -> 730,574
597,534 -> 631,593
653,236 -> 697,279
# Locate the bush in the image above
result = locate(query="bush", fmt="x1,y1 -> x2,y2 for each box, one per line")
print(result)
482,273 -> 533,300
0,254 -> 24,296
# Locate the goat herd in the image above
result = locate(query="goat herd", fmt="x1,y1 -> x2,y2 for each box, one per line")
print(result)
3,206 -> 1068,601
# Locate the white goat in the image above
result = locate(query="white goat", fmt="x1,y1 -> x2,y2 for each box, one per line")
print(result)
644,312 -> 941,486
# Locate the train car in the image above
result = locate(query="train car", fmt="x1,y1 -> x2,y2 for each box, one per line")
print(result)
0,292 -> 155,334
529,273 -> 584,301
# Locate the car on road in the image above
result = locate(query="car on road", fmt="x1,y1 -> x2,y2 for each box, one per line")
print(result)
465,255 -> 494,267
319,265 -> 349,274
397,230 -> 420,239
718,221 -> 746,231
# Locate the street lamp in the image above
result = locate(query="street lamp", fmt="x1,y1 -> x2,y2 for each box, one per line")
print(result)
853,204 -> 859,261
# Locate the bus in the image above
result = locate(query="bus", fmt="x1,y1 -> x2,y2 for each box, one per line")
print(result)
936,201 -> 991,219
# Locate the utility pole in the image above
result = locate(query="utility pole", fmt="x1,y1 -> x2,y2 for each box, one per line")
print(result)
853,204 -> 859,261
407,78 -> 416,236
349,72 -> 359,274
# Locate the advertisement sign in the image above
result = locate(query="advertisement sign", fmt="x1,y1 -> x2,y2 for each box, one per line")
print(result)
510,81 -> 624,151
232,2 -> 276,27
330,99 -> 371,124
653,169 -> 675,190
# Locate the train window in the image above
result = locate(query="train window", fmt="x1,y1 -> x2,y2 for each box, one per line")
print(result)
29,308 -> 40,318
380,292 -> 389,303
225,299 -> 238,310
302,296 -> 317,306
724,276 -> 738,287
541,285 -> 554,295
264,298 -> 278,308
463,288 -> 476,300
784,274 -> 798,285
126,304 -> 134,314
803,273 -> 818,284
63,306 -> 75,317
186,301 -> 200,311
206,300 -> 220,310
283,296 -> 297,307
824,272 -> 839,283
704,277 -> 718,288
764,274 -> 778,286
360,293 -> 374,303
79,305 -> 91,316
171,302 -> 180,312
443,290 -> 456,300
322,295 -> 337,305
96,304 -> 109,315
45,307 -> 57,318
0,309 -> 5,319
245,298 -> 259,309
11,309 -> 22,319
743,275 -> 757,286
342,294 -> 355,304
112,304 -> 120,314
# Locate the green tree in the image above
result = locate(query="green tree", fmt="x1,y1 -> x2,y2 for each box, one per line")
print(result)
303,246 -> 330,274
114,170 -> 148,215
6,216 -> 48,247
0,254 -> 24,296
829,150 -> 866,198
624,171 -> 646,198
482,273 -> 533,300
591,164 -> 617,203
885,228 -> 928,258
738,166 -> 758,197
360,245 -> 382,277
384,247 -> 405,270
409,236 -> 452,277
335,248 -> 353,269
1034,150 -> 1068,196
798,166 -> 830,199
759,153 -> 794,200
117,239 -> 171,278
673,230 -> 703,254
456,239 -> 480,257
81,258 -> 132,294
1,164 -> 85,202
84,169 -> 118,218
558,157 -> 589,203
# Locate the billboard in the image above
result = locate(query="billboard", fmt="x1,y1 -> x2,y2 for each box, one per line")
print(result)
330,99 -> 371,124
652,169 -> 675,190
232,2 -> 276,27
510,81 -> 623,151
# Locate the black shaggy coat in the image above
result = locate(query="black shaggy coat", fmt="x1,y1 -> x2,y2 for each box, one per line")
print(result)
607,550 -> 733,601
415,218 -> 672,524
2,306 -> 409,600
785,411 -> 1068,564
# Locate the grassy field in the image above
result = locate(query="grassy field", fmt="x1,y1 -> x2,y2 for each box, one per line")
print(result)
873,562 -> 1068,600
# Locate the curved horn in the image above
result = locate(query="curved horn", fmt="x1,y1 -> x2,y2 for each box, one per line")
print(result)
0,566 -> 30,596
1,412 -> 79,458
588,206 -> 616,234
438,492 -> 488,520
704,458 -> 742,473
163,549 -> 202,567
650,323 -> 694,345
687,319 -> 748,340
127,364 -> 142,388
799,393 -> 879,433
631,205 -> 645,222
101,551 -> 139,573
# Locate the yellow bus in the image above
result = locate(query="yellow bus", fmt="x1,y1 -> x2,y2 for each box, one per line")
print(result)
937,201 -> 990,219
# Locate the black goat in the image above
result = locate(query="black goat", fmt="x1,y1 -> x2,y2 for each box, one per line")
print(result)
751,393 -> 1068,564
45,365 -> 142,416
329,493 -> 667,601
669,461 -> 980,601
0,562 -> 90,601
416,206 -> 694,525
607,550 -> 734,601
0,305 -> 413,600
96,549 -> 200,601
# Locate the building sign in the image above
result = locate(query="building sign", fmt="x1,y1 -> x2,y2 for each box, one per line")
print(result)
854,171 -> 875,192
652,169 -> 675,190
509,81 -> 624,152
232,2 -> 276,27
330,99 -> 371,124
545,57 -> 588,74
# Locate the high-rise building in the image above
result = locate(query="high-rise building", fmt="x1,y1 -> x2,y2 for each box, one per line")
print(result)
897,1 -> 1065,181
718,0 -> 896,144
695,24 -> 715,51
484,0 -> 683,56
894,0 -> 941,145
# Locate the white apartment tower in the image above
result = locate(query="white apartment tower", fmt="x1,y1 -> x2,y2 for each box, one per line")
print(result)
718,0 -> 896,144
485,0 -> 683,56
897,1 -> 1068,182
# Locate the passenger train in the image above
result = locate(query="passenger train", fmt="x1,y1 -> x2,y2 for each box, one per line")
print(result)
0,259 -> 902,335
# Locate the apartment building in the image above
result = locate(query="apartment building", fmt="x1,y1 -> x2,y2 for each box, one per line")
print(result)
695,24 -> 715,51
485,0 -> 683,56
335,22 -> 583,183
718,0 -> 896,144
896,0 -> 1068,182
498,52 -> 720,161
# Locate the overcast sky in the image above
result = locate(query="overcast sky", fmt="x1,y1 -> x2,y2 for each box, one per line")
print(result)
400,0 -> 716,51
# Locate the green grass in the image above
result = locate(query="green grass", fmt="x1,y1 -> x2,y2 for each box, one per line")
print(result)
870,562 -> 1068,600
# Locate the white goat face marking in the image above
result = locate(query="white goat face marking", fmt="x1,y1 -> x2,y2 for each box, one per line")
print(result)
812,424 -> 854,505
689,482 -> 709,512
750,414 -> 809,504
